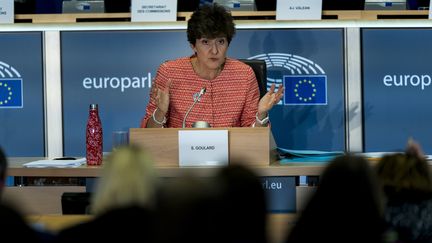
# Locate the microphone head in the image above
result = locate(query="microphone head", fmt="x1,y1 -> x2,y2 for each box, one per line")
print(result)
200,87 -> 206,95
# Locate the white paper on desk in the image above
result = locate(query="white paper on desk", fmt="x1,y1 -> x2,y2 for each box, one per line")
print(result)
23,158 -> 86,168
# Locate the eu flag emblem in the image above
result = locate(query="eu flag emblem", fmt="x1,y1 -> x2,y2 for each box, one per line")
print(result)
283,75 -> 327,105
0,79 -> 23,108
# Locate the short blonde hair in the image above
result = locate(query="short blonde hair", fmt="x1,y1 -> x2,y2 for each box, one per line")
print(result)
91,145 -> 158,215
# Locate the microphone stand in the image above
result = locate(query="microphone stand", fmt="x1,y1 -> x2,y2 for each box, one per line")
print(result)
182,87 -> 206,128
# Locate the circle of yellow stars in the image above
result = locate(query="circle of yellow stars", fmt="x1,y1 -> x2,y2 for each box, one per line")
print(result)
0,82 -> 13,105
294,79 -> 316,102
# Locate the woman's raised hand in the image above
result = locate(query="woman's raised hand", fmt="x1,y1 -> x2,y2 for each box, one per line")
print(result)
151,79 -> 172,115
257,83 -> 284,117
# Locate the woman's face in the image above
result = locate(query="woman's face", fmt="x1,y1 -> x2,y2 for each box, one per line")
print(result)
192,37 -> 228,71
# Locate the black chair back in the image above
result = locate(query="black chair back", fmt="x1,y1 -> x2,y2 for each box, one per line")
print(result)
177,0 -> 200,12
104,0 -> 131,13
322,0 -> 365,10
255,0 -> 276,11
239,59 -> 267,99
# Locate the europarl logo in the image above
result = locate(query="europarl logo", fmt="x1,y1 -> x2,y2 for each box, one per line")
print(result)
0,61 -> 23,108
249,53 -> 327,105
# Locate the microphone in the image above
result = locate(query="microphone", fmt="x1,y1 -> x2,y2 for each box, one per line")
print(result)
182,87 -> 206,128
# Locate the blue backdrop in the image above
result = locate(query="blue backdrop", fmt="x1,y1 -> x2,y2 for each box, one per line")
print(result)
2,28 -> 432,164
61,30 -> 191,156
363,28 -> 432,154
61,29 -> 345,156
230,29 -> 345,150
0,32 -> 44,156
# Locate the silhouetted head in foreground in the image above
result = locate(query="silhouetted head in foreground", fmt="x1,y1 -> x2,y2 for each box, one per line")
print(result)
286,154 -> 386,243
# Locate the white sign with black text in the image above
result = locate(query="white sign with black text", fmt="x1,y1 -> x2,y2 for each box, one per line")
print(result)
276,0 -> 322,20
131,0 -> 177,22
178,130 -> 229,167
0,0 -> 13,24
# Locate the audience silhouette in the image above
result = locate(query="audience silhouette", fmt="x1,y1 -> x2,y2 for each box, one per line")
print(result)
285,154 -> 387,243
216,164 -> 268,243
376,140 -> 432,242
155,174 -> 223,243
11,142 -> 432,243
56,145 -> 158,242
0,146 -> 45,242
155,163 -> 268,243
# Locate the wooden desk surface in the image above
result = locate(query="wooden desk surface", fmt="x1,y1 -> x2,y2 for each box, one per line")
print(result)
7,157 -> 326,177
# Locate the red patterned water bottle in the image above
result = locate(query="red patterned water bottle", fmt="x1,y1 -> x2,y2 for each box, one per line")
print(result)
86,104 -> 103,165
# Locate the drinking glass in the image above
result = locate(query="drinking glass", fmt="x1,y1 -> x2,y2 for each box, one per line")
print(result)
112,131 -> 129,151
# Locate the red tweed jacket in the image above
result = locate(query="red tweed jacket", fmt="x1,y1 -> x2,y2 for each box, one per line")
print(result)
141,57 -> 260,128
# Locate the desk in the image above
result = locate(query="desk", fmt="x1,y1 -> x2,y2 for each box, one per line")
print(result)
7,157 -> 326,177
7,157 -> 320,215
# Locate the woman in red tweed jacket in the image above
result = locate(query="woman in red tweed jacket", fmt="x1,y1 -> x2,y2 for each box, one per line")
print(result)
141,3 -> 283,128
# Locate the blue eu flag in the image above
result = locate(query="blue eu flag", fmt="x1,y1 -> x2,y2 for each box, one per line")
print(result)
0,78 -> 23,108
283,75 -> 327,105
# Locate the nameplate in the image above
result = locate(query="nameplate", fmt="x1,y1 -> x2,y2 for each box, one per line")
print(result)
131,0 -> 177,22
429,1 -> 432,19
0,0 -> 13,24
178,130 -> 228,167
276,0 -> 322,20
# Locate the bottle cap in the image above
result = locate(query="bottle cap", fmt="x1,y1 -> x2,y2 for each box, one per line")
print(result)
90,104 -> 98,110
